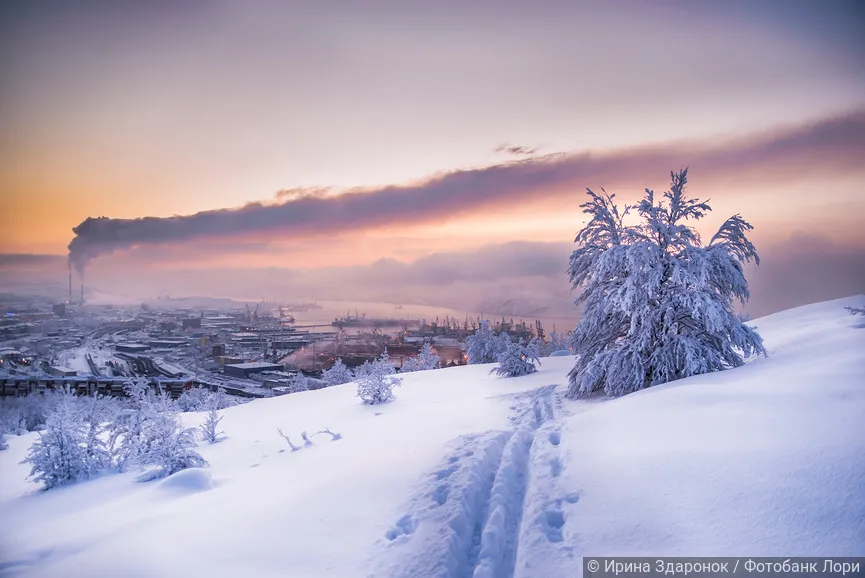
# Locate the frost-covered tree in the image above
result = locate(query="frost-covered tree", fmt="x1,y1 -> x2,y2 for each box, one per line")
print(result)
199,393 -> 225,444
286,372 -> 310,393
322,358 -> 354,386
399,356 -> 423,372
176,387 -> 211,412
79,393 -> 116,476
353,360 -> 375,378
356,360 -> 402,405
0,391 -> 61,435
466,320 -> 496,364
466,321 -> 511,364
375,348 -> 396,375
401,343 -> 441,372
137,409 -> 208,477
419,343 -> 441,370
566,169 -> 766,398
491,338 -> 541,377
21,388 -> 90,489
111,378 -> 154,472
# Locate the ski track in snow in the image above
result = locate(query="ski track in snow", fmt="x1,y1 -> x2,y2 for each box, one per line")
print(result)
372,384 -> 577,578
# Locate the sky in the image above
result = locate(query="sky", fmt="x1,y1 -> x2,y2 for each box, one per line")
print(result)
1,0 -> 864,317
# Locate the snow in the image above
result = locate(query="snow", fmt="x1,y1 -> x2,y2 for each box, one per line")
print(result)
1,296 -> 864,577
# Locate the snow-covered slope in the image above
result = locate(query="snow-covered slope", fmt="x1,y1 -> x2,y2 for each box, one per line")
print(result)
1,297 -> 864,577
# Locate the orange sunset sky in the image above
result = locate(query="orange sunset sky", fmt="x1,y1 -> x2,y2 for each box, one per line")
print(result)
1,0 -> 863,317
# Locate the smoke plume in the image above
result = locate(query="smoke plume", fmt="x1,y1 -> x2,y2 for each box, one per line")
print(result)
67,109 -> 865,273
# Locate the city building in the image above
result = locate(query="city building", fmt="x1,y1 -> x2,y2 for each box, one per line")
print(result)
223,362 -> 285,379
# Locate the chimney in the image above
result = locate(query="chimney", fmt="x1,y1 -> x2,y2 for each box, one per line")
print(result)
80,283 -> 84,304
68,271 -> 72,303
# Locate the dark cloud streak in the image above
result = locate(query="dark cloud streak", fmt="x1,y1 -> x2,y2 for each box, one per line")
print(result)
67,109 -> 865,273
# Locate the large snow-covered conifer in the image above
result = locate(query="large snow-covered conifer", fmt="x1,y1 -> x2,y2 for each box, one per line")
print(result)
566,169 -> 766,398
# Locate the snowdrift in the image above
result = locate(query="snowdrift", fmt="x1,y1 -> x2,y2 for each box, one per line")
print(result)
1,296 -> 863,577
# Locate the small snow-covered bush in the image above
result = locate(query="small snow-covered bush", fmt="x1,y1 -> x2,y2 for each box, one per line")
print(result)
176,387 -> 211,412
138,411 -> 208,477
322,358 -> 354,386
846,306 -> 865,316
466,320 -> 507,364
199,393 -> 225,444
356,372 -> 402,405
79,393 -> 116,476
400,343 -> 441,373
0,392 -> 60,435
21,388 -> 91,490
375,349 -> 396,375
399,356 -> 423,373
540,330 -> 572,357
491,338 -> 541,377
419,343 -> 441,370
286,373 -> 310,393
112,379 -> 207,476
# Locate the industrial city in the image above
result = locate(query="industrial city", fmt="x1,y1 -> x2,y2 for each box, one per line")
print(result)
0,279 -> 553,402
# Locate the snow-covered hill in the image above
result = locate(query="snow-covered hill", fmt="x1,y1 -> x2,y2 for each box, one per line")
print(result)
1,297 -> 864,577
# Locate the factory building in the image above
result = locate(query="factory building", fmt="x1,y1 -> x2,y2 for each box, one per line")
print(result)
182,317 -> 202,329
223,362 -> 285,379
148,339 -> 188,348
116,343 -> 150,354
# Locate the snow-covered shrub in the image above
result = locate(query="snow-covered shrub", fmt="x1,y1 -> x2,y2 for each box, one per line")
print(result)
466,320 -> 496,364
137,409 -> 208,477
286,373 -> 310,393
375,349 -> 396,375
79,393 -> 117,476
566,169 -> 766,398
111,379 -> 207,476
0,436 -> 7,451
419,343 -> 441,370
356,359 -> 402,405
355,350 -> 396,378
21,388 -> 92,490
0,392 -> 60,435
399,356 -> 423,373
111,378 -> 154,472
846,306 -> 865,316
400,343 -> 441,373
199,394 -> 224,444
353,360 -> 375,378
176,387 -> 210,412
540,330 -> 572,357
491,338 -> 541,377
466,321 -> 512,364
322,358 -> 354,386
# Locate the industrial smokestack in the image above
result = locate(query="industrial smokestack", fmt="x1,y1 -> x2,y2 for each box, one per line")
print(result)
68,270 -> 72,304
80,283 -> 84,305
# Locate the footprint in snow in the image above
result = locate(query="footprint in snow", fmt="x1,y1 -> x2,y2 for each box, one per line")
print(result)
434,465 -> 458,480
385,515 -> 416,541
432,485 -> 449,506
543,509 -> 566,543
550,457 -> 562,478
